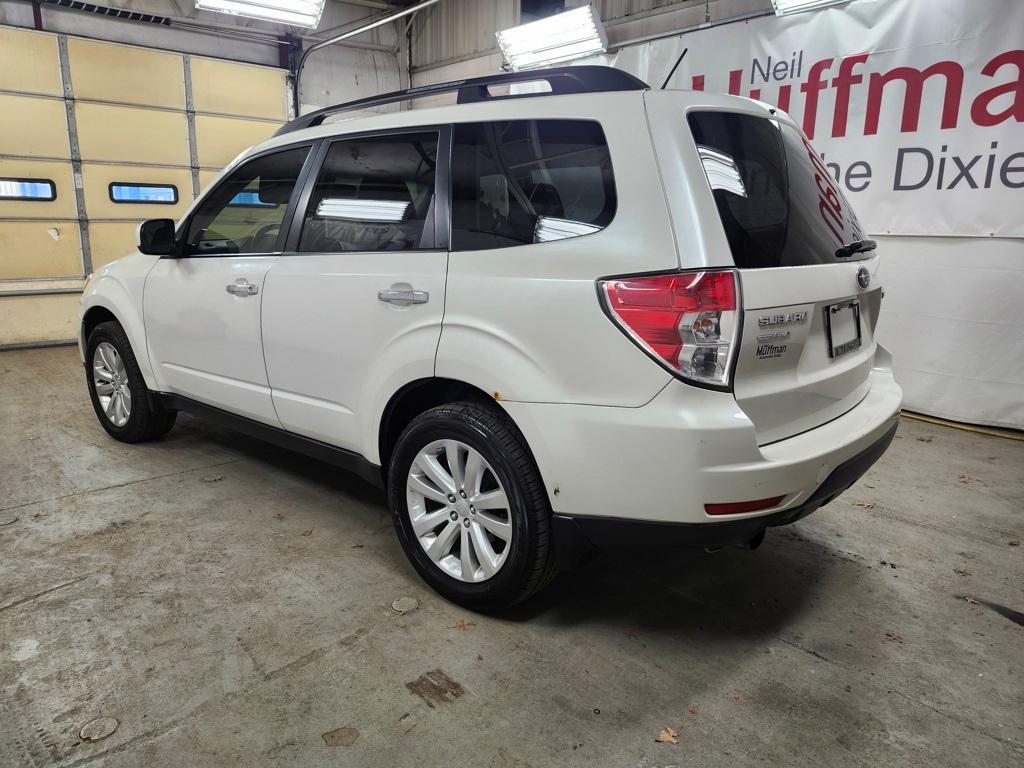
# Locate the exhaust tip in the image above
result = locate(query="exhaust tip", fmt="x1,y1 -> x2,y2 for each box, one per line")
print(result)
738,529 -> 766,550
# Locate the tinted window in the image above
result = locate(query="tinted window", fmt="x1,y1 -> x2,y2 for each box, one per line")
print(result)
183,147 -> 309,256
110,183 -> 177,204
688,111 -> 865,269
451,119 -> 615,251
0,178 -> 55,201
298,132 -> 438,253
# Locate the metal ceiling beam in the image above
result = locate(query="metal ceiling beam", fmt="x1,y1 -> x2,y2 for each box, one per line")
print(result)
332,0 -> 402,10
294,0 -> 440,114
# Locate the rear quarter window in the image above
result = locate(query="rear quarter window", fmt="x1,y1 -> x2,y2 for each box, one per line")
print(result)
451,119 -> 616,251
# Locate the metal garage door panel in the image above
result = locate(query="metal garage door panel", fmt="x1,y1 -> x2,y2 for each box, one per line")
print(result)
0,221 -> 82,279
89,221 -> 143,270
0,293 -> 79,345
0,159 -> 77,219
0,94 -> 70,158
191,58 -> 287,120
195,115 -> 280,168
75,103 -> 189,165
0,27 -> 62,96
68,38 -> 185,109
81,164 -> 192,219
198,170 -> 222,194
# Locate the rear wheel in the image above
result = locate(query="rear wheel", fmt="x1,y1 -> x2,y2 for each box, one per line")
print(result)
86,321 -> 176,442
388,401 -> 557,610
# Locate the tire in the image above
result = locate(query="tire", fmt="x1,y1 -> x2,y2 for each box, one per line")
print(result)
85,320 -> 176,443
388,401 -> 558,611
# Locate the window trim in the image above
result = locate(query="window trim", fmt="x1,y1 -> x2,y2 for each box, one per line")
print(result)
108,181 -> 179,205
0,177 -> 57,202
172,140 -> 321,259
284,124 -> 453,255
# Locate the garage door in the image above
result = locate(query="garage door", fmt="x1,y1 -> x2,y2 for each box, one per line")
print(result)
0,25 -> 286,347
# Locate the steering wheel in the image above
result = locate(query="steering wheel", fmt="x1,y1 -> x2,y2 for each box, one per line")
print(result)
249,222 -> 281,251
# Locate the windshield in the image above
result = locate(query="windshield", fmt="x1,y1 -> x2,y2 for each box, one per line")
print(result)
688,111 -> 867,269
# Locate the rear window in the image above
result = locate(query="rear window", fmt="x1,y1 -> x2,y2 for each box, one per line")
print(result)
451,119 -> 616,251
688,111 -> 865,269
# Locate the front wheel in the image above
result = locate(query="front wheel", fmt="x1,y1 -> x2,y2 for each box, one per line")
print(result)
388,401 -> 557,611
85,320 -> 176,443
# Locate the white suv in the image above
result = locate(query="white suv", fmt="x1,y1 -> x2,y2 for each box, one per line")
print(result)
79,66 -> 902,610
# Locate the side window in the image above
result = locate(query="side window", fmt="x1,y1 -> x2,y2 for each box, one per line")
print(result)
183,147 -> 309,256
0,178 -> 56,201
298,132 -> 438,253
450,119 -> 616,251
109,183 -> 178,204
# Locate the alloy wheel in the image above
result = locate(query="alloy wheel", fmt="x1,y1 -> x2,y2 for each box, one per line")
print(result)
93,341 -> 131,428
406,439 -> 513,583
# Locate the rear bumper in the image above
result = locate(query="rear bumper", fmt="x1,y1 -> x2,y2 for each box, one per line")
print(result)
501,346 -> 902,529
553,420 -> 896,556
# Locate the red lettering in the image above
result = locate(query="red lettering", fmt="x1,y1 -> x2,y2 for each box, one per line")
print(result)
776,84 -> 791,112
728,69 -> 743,95
970,50 -> 1024,127
865,61 -> 964,135
800,58 -> 833,139
831,53 -> 869,138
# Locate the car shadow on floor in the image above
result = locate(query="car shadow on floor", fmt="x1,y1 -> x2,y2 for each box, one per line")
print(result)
169,415 -> 855,641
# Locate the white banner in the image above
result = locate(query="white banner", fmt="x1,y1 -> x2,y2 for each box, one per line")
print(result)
591,0 -> 1024,239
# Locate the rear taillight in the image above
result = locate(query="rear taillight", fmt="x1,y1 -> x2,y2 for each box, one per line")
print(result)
599,269 -> 740,388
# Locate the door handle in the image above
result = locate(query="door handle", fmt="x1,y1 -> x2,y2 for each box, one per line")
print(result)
378,289 -> 429,306
226,279 -> 259,297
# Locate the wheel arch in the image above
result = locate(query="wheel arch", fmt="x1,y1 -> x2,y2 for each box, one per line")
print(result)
81,305 -> 119,349
79,291 -> 157,390
377,378 -> 548,493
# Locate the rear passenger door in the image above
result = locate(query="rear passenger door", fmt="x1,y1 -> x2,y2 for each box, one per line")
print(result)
261,128 -> 449,454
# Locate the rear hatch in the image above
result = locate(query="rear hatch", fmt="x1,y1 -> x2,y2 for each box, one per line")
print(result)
688,110 -> 881,445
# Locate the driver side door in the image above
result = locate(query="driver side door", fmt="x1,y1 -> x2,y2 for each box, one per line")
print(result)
144,144 -> 314,425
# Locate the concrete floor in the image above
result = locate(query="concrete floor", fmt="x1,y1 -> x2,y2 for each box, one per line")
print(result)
1,346 -> 1021,768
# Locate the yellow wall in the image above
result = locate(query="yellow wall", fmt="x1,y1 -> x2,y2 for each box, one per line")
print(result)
0,25 -> 289,346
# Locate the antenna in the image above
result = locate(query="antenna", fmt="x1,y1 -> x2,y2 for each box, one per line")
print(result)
660,48 -> 689,89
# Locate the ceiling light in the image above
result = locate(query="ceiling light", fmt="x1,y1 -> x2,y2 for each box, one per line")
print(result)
696,146 -> 747,198
534,216 -> 601,243
195,0 -> 326,28
770,0 -> 850,15
316,198 -> 409,222
496,5 -> 607,72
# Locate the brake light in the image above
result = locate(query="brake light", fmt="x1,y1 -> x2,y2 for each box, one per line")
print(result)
599,269 -> 740,387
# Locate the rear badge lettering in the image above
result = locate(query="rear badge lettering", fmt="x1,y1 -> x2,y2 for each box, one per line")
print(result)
757,311 -> 807,327
756,330 -> 790,343
756,342 -> 788,359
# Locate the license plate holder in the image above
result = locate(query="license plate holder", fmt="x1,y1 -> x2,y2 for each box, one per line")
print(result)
825,300 -> 862,359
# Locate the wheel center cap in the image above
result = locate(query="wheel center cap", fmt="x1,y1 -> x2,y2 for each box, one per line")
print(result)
454,499 -> 471,517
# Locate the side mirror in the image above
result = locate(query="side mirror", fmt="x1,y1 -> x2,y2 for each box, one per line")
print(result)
137,218 -> 176,256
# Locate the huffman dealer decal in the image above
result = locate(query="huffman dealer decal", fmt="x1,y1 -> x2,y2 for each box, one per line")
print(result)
756,341 -> 788,360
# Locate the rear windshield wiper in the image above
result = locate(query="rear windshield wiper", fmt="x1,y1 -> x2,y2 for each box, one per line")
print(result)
835,239 -> 877,258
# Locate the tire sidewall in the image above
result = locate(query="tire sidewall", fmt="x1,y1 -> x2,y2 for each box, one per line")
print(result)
85,323 -> 149,440
389,407 -> 542,608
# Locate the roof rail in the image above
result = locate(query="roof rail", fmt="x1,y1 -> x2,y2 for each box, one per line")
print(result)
274,65 -> 649,137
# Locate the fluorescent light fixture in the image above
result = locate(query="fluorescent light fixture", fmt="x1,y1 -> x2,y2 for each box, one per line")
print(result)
696,146 -> 747,198
195,0 -> 326,28
534,216 -> 601,243
316,198 -> 409,222
770,0 -> 849,15
496,5 -> 607,72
